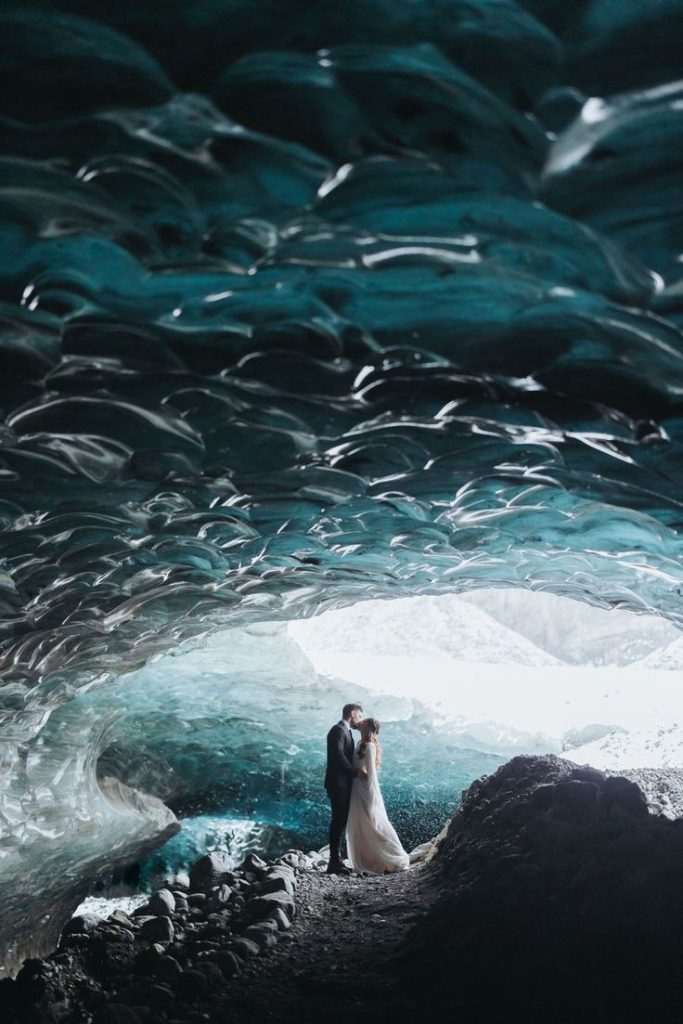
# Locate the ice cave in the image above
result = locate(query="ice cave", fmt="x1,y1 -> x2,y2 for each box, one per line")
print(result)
2,1 -> 683,1022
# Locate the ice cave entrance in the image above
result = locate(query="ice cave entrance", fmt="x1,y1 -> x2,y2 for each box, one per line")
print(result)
108,587 -> 683,894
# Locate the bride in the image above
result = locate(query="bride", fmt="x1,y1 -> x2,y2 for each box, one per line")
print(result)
346,717 -> 410,874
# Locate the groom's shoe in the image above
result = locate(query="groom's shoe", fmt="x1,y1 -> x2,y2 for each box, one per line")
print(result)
326,861 -> 352,875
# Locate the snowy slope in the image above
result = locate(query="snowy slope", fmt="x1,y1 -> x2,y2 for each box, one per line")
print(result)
566,722 -> 683,772
461,589 -> 679,666
289,593 -> 561,667
635,634 -> 683,671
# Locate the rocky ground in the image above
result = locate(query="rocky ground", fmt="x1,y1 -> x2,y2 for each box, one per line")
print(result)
5,755 -> 683,1024
1,847 -> 436,1024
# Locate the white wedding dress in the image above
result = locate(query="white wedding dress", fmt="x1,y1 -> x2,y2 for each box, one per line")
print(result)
346,741 -> 410,874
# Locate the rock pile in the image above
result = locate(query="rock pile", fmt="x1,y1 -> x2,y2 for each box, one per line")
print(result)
2,848 -> 324,1024
399,755 -> 683,1024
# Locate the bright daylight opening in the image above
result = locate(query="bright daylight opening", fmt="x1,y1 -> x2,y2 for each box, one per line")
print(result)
289,590 -> 683,774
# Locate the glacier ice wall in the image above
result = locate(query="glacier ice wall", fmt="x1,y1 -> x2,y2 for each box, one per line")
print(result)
1,0 -> 683,976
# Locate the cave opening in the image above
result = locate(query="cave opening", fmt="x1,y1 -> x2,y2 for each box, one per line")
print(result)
58,586 -> 681,924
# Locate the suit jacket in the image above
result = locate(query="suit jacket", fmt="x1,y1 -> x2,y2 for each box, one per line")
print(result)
324,722 -> 356,790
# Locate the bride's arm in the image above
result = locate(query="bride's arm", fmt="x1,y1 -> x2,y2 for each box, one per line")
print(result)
359,742 -> 376,781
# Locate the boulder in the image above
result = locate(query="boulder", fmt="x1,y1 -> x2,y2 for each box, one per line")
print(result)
99,925 -> 135,944
552,780 -> 600,818
207,882 -> 233,909
62,913 -> 101,936
260,872 -> 295,896
193,962 -> 225,991
108,910 -> 135,930
174,968 -> 208,1001
147,889 -> 175,916
189,852 -> 236,891
250,891 -> 296,920
153,955 -> 182,984
276,852 -> 301,869
239,853 -> 268,875
229,937 -> 260,958
213,951 -> 241,978
603,776 -> 649,819
139,917 -> 174,944
570,766 -> 606,786
270,908 -> 291,931
245,923 -> 278,950
531,784 -> 554,810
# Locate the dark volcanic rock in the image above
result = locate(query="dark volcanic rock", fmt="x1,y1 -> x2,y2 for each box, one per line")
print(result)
603,775 -> 649,819
189,852 -> 236,892
250,891 -> 296,921
269,907 -> 292,931
212,950 -> 241,978
117,981 -> 175,1012
139,916 -> 174,944
62,914 -> 101,936
145,888 -> 176,916
94,1006 -> 143,1024
229,937 -> 260,959
174,967 -> 209,1001
260,871 -> 296,896
152,954 -> 182,984
240,853 -> 268,876
400,755 -> 683,1024
1,844 -> 303,1023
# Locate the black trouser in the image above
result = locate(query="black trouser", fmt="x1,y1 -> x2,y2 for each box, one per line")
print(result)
326,783 -> 352,863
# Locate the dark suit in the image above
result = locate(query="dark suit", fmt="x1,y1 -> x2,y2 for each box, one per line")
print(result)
324,721 -> 356,864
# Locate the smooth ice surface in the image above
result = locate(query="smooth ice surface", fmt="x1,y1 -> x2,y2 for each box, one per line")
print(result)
2,0 -> 683,976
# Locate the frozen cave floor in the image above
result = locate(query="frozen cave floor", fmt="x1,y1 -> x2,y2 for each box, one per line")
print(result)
5,755 -> 683,1024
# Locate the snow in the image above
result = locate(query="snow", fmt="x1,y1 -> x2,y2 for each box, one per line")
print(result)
289,592 -> 683,770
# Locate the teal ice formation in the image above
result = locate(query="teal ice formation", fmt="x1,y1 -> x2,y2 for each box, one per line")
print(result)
1,0 -> 683,977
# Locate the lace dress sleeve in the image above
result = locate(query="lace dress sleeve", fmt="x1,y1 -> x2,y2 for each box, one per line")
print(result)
364,741 -> 377,779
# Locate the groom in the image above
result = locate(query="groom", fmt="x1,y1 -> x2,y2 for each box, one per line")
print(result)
324,702 -> 363,875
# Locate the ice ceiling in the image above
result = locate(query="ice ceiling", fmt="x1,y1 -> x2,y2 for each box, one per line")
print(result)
1,0 -> 683,976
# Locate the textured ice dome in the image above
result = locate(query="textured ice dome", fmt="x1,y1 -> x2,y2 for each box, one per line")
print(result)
2,0 -> 683,978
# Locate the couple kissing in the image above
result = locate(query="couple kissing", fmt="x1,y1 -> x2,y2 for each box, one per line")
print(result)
324,703 -> 410,876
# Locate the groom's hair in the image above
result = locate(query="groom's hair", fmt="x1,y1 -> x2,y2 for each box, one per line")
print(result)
342,703 -> 363,719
